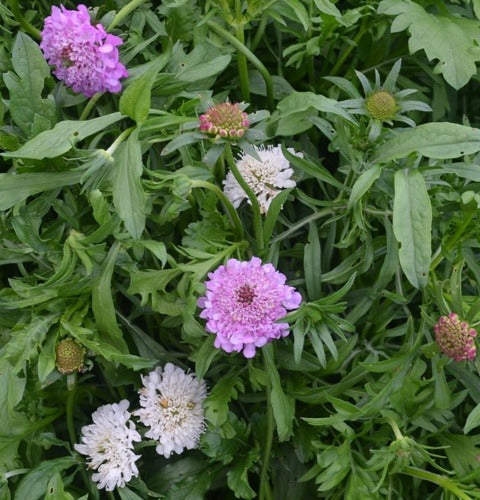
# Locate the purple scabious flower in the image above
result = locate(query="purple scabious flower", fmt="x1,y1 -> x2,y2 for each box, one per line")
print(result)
434,313 -> 477,361
197,257 -> 302,358
40,4 -> 128,97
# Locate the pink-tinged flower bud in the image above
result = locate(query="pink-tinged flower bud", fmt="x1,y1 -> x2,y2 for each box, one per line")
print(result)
434,313 -> 477,361
198,102 -> 249,139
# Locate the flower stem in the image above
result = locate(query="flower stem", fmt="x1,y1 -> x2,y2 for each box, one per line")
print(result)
79,92 -> 103,121
190,179 -> 245,242
402,467 -> 471,500
259,353 -> 274,500
207,20 -> 274,110
107,0 -> 149,31
234,0 -> 251,102
329,20 -> 367,77
224,143 -> 264,253
8,0 -> 41,40
106,126 -> 135,155
386,416 -> 404,441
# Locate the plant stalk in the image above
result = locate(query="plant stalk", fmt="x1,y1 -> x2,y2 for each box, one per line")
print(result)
259,353 -> 274,500
107,0 -> 149,31
190,179 -> 245,242
207,20 -> 274,110
79,92 -> 103,121
8,0 -> 41,40
224,143 -> 264,253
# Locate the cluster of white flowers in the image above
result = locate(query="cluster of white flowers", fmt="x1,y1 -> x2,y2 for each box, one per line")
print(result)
223,144 -> 299,214
135,363 -> 208,458
74,400 -> 141,491
76,364 -> 207,491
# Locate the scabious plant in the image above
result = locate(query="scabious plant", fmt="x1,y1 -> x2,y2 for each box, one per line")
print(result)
135,363 -> 207,458
434,313 -> 477,361
223,145 -> 298,214
199,102 -> 249,139
329,60 -> 431,140
40,4 -> 128,96
197,257 -> 302,358
75,400 -> 141,491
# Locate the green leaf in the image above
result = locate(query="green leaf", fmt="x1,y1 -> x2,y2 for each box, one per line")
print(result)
263,188 -> 293,245
378,0 -> 480,89
374,123 -> 480,162
204,371 -> 243,427
304,222 -> 322,301
0,171 -> 82,211
2,113 -> 123,160
226,449 -> 259,500
393,169 -> 432,288
14,457 -> 77,500
263,344 -> 294,441
440,162 -> 480,182
45,473 -> 75,500
120,56 -> 168,124
3,33 -> 55,136
177,54 -> 231,82
348,166 -> 382,207
313,0 -> 343,20
112,129 -> 146,239
91,242 -> 129,353
117,487 -> 144,500
272,91 -> 354,136
464,402 -> 480,434
0,364 -> 27,436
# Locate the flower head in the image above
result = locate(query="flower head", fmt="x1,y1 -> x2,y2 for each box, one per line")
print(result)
223,145 -> 298,214
74,400 -> 141,491
434,313 -> 477,361
199,102 -> 249,139
40,4 -> 128,97
135,364 -> 207,458
329,60 -> 431,140
55,337 -> 85,374
198,257 -> 302,358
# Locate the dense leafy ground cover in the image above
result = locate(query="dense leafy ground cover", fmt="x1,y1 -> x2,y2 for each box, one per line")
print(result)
1,0 -> 480,498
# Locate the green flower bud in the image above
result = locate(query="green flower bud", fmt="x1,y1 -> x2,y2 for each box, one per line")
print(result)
366,90 -> 397,121
55,338 -> 85,374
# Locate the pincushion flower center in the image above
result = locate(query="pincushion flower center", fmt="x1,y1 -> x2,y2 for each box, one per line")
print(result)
236,283 -> 256,305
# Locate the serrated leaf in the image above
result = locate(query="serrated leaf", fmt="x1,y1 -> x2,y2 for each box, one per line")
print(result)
378,0 -> 480,89
393,169 -> 431,288
3,33 -> 55,136
112,129 -> 146,239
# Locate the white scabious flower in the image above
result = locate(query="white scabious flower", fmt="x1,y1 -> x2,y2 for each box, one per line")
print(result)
135,363 -> 207,458
223,145 -> 299,214
74,400 -> 141,491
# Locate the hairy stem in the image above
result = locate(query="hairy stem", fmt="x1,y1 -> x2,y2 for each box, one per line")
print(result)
79,92 -> 103,121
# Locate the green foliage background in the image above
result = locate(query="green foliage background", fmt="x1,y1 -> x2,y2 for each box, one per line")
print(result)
1,0 -> 480,498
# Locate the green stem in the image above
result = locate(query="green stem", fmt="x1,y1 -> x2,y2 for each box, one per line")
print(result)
329,21 -> 367,77
67,386 -> 95,496
106,126 -> 135,155
251,16 -> 267,52
224,143 -> 264,253
190,179 -> 245,242
8,0 -> 41,40
385,417 -> 404,441
207,20 -> 274,110
79,92 -> 103,121
107,0 -> 149,31
236,25 -> 251,102
259,356 -> 274,500
66,386 -> 77,448
402,467 -> 471,500
107,491 -> 116,500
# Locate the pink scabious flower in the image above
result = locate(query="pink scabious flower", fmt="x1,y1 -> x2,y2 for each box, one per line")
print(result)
197,257 -> 302,358
40,4 -> 128,97
199,102 -> 249,139
434,313 -> 477,361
